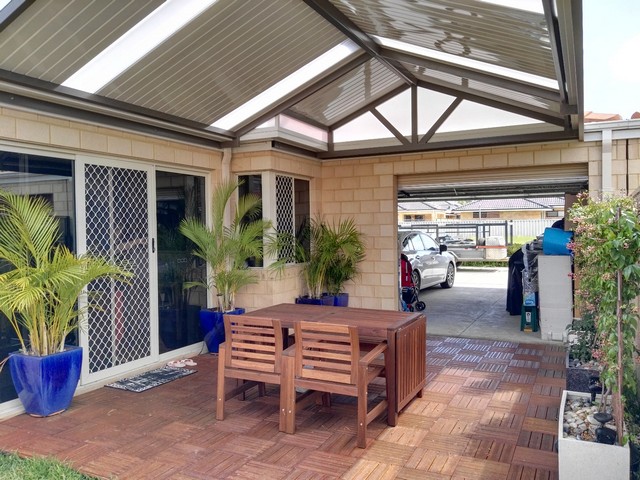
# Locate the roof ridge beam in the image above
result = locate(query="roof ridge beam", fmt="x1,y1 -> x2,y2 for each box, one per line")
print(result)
233,53 -> 369,137
379,47 -> 561,102
303,0 -> 416,86
415,79 -> 568,127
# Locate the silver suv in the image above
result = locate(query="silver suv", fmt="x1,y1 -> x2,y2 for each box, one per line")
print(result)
398,230 -> 456,290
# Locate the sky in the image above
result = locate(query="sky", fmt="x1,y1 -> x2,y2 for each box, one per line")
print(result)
583,0 -> 640,119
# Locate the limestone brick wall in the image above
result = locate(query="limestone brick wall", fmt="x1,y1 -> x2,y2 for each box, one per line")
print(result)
587,137 -> 640,196
231,146 -> 323,310
0,107 -> 222,170
319,140 -> 593,310
5,105 -> 630,313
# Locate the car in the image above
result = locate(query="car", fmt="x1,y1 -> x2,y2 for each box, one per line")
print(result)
398,230 -> 456,290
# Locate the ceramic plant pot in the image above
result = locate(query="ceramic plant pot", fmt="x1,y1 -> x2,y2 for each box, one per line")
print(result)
199,307 -> 245,353
9,346 -> 82,417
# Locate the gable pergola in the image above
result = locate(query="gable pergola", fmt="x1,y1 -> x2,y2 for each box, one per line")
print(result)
0,0 -> 582,160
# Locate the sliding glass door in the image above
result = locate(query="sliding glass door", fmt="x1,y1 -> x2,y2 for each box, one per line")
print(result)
156,171 -> 206,354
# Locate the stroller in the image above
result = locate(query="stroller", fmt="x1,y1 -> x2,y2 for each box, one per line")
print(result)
400,253 -> 425,312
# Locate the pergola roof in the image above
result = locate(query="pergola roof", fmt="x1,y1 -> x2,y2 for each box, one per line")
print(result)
0,0 -> 583,159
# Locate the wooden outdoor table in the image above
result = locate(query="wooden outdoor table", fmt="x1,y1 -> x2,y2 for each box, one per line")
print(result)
249,303 -> 426,426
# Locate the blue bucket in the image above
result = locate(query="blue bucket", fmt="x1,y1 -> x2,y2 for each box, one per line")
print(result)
542,227 -> 572,256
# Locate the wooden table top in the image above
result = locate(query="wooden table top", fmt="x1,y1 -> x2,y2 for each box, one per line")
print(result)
249,303 -> 425,340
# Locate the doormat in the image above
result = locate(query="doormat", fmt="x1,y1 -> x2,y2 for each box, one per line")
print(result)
105,366 -> 196,393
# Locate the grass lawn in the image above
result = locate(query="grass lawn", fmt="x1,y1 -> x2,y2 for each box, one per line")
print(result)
0,452 -> 95,479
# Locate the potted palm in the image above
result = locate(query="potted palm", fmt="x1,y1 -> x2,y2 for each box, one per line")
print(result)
179,179 -> 272,353
319,218 -> 365,307
269,217 -> 365,306
0,190 -> 130,417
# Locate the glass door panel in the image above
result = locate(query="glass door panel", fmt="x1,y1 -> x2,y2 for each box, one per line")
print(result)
156,171 -> 206,354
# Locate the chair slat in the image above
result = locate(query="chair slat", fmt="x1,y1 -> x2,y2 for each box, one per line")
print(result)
217,315 -> 284,422
287,320 -> 389,448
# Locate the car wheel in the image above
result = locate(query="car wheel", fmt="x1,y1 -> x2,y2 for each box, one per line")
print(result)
440,263 -> 455,289
412,270 -> 421,291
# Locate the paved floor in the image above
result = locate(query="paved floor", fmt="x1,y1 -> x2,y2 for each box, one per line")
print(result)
420,267 -> 553,345
0,337 -> 565,479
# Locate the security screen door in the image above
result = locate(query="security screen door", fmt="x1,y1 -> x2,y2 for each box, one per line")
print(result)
80,159 -> 155,381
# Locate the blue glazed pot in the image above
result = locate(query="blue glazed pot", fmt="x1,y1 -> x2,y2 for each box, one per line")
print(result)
295,296 -> 326,305
199,307 -> 245,353
334,293 -> 349,307
9,346 -> 82,417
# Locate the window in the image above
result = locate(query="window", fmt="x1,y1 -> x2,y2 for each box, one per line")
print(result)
545,211 -> 560,218
239,174 -> 264,267
274,175 -> 309,262
0,151 -> 75,404
473,211 -> 499,219
414,214 -> 424,221
403,215 -> 412,221
239,174 -> 310,265
407,233 -> 425,251
420,233 -> 438,251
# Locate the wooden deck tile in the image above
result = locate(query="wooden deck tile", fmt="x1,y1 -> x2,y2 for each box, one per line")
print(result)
452,456 -> 510,479
0,336 -> 563,479
511,446 -> 558,470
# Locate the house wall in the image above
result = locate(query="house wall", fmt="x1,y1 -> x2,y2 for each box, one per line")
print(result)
0,106 -> 222,171
3,105 -> 639,313
588,137 -> 640,195
234,139 -> 605,310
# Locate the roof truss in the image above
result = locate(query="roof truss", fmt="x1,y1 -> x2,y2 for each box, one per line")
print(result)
0,0 -> 583,159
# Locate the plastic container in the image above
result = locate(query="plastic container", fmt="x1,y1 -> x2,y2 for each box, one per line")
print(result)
542,227 -> 572,256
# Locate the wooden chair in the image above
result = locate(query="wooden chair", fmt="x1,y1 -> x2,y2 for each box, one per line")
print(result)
216,314 -> 283,421
280,321 -> 388,448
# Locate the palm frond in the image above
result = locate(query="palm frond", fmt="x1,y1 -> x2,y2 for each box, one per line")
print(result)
0,189 -> 132,356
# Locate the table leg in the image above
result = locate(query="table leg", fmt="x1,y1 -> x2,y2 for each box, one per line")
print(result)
386,329 -> 399,426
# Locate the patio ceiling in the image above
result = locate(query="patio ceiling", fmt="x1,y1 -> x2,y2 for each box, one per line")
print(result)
0,0 -> 583,159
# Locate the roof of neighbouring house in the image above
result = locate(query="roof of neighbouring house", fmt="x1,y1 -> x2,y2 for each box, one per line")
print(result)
398,201 -> 460,212
453,197 -> 564,212
584,111 -> 623,122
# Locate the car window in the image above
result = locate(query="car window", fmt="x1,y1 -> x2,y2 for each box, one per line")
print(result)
400,234 -> 411,251
408,233 -> 425,251
420,233 -> 438,250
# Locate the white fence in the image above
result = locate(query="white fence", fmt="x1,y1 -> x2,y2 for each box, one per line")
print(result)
399,218 -> 560,245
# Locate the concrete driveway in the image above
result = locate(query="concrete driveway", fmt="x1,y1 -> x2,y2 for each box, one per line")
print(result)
418,266 -> 555,344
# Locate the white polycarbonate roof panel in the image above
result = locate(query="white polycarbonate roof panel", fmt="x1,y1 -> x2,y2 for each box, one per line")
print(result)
97,0 -> 346,126
0,0 -> 164,84
329,0 -> 556,80
404,62 -> 560,113
288,58 -> 404,125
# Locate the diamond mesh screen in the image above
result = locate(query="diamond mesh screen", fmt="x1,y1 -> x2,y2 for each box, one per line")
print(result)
85,164 -> 151,373
275,175 -> 294,260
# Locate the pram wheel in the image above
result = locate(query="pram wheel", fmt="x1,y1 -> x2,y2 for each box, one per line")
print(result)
415,301 -> 426,311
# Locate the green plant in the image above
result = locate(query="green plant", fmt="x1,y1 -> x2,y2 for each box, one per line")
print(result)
179,179 -> 272,312
268,217 -> 365,299
566,313 -> 599,364
0,190 -> 131,359
507,243 -> 523,257
268,217 -> 323,299
319,218 -> 365,296
568,192 -> 640,444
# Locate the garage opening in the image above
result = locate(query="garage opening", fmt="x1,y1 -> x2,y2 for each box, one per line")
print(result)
397,164 -> 588,344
